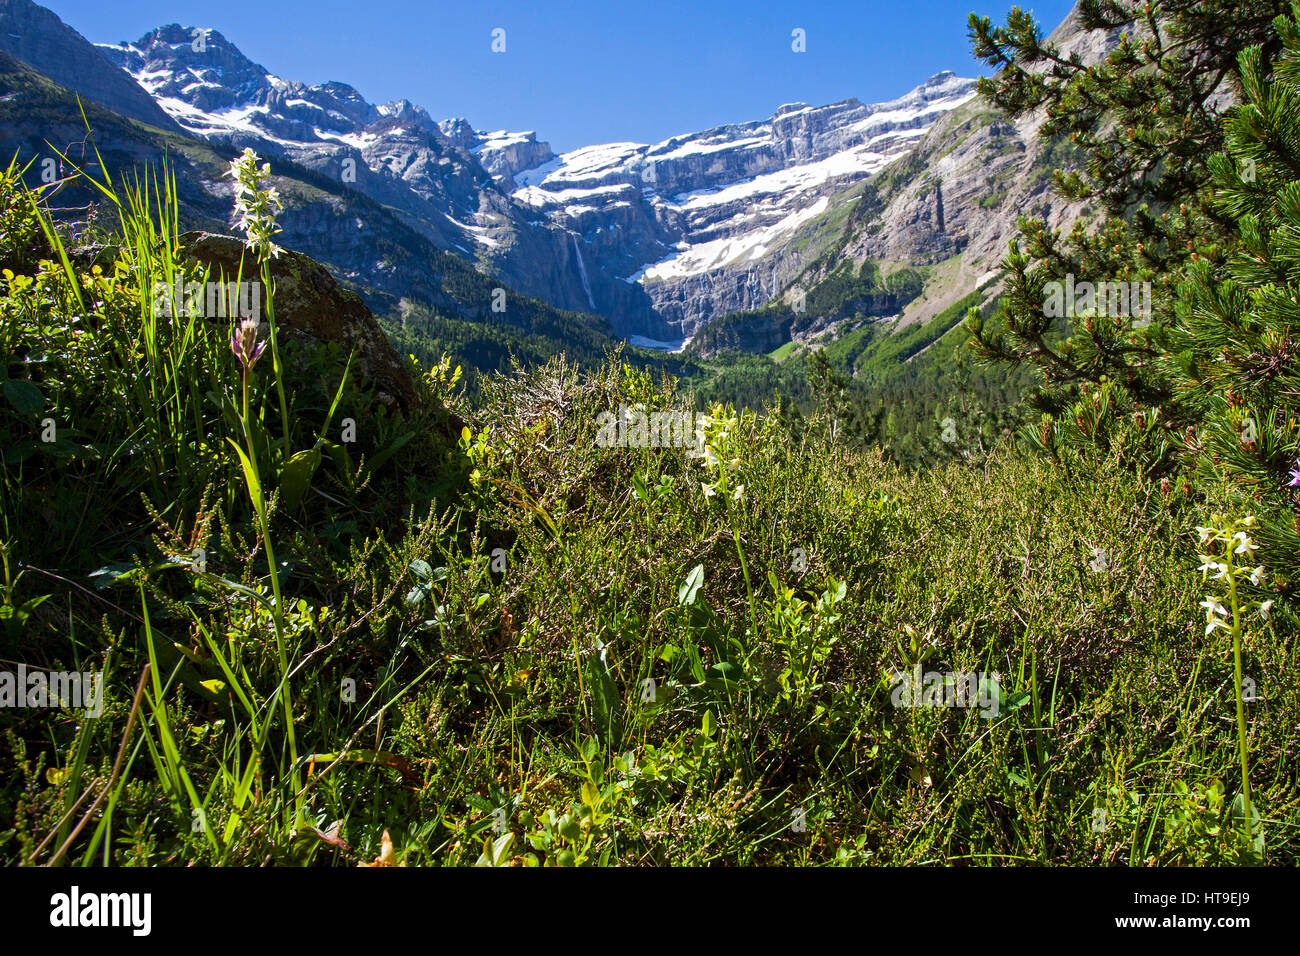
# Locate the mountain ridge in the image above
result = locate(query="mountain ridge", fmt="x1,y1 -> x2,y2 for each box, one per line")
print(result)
92,16 -> 979,340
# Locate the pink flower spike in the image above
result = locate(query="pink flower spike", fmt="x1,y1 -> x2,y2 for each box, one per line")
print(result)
231,316 -> 266,369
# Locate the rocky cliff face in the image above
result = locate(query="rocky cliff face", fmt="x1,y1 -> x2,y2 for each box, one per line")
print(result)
463,128 -> 556,187
682,1 -> 1115,358
97,26 -> 477,251
94,24 -> 677,337
504,72 -> 978,340
0,0 -> 180,130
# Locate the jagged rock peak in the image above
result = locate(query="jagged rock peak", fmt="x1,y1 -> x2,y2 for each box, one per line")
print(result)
99,24 -> 272,111
437,117 -> 478,148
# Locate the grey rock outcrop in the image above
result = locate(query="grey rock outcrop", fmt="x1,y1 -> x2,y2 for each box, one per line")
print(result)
182,231 -> 419,410
0,0 -> 180,130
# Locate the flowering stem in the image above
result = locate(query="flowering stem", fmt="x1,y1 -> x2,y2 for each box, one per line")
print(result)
237,360 -> 303,827
1224,546 -> 1254,848
261,261 -> 291,450
725,495 -> 758,642
226,149 -> 302,826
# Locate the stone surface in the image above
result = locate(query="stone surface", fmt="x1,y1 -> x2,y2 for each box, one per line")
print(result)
749,1 -> 1116,349
182,232 -> 419,411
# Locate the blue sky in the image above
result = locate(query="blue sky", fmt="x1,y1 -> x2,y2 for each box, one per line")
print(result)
46,0 -> 1076,152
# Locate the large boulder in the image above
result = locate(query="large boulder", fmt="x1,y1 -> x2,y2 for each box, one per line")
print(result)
181,232 -> 419,412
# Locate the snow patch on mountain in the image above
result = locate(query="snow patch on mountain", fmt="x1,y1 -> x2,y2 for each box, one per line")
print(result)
503,73 -> 976,288
639,196 -> 831,281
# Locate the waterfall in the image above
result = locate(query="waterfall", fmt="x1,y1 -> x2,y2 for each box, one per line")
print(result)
572,235 -> 596,311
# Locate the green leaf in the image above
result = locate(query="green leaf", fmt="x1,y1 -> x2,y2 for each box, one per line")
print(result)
558,818 -> 581,843
1,441 -> 38,464
464,793 -> 494,814
705,661 -> 745,691
89,562 -> 144,589
404,559 -> 440,605
0,592 -> 48,627
226,439 -> 266,521
316,353 -> 353,443
363,430 -> 416,478
475,831 -> 515,867
278,446 -> 321,511
1001,690 -> 1031,712
584,651 -> 622,748
1229,793 -> 1265,852
677,564 -> 704,606
4,379 -> 44,415
41,438 -> 99,460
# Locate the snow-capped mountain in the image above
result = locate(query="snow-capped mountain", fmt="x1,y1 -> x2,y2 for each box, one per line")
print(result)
96,23 -> 975,340
97,26 -> 498,254
513,72 -> 975,278
502,73 -> 975,335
